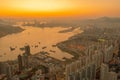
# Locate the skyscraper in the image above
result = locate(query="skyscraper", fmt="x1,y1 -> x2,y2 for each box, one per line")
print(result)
18,55 -> 23,71
24,45 -> 31,56
6,64 -> 12,80
100,63 -> 109,80
0,62 -> 9,74
0,62 -> 13,80
107,72 -> 117,80
118,44 -> 120,57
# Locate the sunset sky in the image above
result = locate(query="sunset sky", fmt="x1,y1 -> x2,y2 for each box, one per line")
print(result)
0,0 -> 120,18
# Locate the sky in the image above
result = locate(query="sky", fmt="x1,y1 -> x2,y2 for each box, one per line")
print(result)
0,0 -> 120,18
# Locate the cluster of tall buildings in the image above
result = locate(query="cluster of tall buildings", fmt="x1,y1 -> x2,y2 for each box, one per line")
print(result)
18,54 -> 29,71
0,62 -> 18,80
66,61 -> 96,80
0,45 -> 31,80
0,44 -> 65,80
18,45 -> 31,71
65,39 -> 119,80
100,63 -> 117,80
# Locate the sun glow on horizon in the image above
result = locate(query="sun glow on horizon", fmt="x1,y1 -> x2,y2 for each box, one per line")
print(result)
10,0 -> 75,12
0,0 -> 120,18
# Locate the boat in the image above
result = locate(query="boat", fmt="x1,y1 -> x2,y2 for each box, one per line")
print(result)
19,47 -> 25,51
35,45 -> 38,48
42,46 -> 47,49
4,53 -> 6,55
40,51 -> 49,55
52,45 -> 56,47
49,50 -> 56,53
9,47 -> 15,51
38,42 -> 41,44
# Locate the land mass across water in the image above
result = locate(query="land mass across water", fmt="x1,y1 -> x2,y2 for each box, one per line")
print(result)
0,20 -> 24,38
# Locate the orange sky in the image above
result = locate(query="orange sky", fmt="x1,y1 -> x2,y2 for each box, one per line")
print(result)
0,0 -> 120,18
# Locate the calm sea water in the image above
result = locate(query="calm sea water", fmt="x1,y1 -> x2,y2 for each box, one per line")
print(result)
0,25 -> 81,61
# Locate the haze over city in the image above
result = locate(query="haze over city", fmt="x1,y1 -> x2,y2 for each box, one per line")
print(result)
0,0 -> 120,80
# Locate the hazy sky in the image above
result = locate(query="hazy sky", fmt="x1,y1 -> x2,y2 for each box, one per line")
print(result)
0,0 -> 120,18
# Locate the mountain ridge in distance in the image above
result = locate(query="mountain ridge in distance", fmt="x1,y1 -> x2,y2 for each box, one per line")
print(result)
85,16 -> 120,23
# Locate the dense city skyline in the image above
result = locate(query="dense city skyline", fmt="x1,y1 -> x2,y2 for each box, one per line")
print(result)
0,0 -> 120,80
0,0 -> 120,18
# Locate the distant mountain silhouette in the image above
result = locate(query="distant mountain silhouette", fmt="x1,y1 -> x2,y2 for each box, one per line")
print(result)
85,17 -> 120,23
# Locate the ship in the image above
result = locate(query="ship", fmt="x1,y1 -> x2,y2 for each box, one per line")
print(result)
9,46 -> 15,51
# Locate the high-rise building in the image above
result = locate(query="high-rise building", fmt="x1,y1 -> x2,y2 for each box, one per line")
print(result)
18,55 -> 23,71
100,63 -> 109,80
22,55 -> 29,68
0,62 -> 13,80
100,63 -> 117,80
0,62 -> 9,74
18,53 -> 30,71
65,57 -> 96,80
6,64 -> 12,80
107,72 -> 117,80
86,65 -> 91,80
118,44 -> 120,57
90,63 -> 96,80
24,45 -> 31,56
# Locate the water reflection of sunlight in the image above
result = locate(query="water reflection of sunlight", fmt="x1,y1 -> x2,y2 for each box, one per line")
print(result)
0,26 -> 79,61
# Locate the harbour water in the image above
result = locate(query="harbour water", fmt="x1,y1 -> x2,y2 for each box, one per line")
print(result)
0,25 -> 81,61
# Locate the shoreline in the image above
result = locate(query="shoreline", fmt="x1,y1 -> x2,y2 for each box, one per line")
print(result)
0,24 -> 24,38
